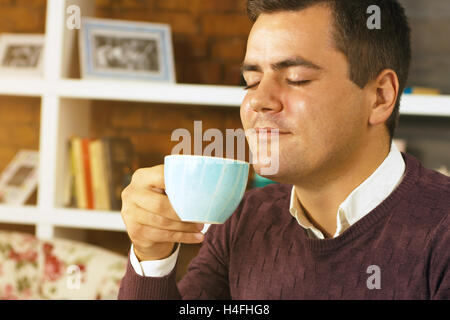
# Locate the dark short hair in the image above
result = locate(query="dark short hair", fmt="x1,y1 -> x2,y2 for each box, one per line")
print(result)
247,0 -> 411,140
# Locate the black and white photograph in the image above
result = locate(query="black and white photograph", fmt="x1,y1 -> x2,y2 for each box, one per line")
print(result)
93,36 -> 159,72
80,18 -> 175,82
2,45 -> 42,68
0,34 -> 44,76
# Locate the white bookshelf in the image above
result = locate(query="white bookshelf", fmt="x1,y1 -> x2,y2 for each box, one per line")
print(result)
0,0 -> 449,241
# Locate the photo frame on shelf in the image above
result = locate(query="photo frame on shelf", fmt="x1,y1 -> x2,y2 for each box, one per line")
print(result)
79,18 -> 176,83
0,150 -> 39,205
0,33 -> 45,77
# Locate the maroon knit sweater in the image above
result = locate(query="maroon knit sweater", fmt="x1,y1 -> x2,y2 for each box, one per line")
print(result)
118,153 -> 450,300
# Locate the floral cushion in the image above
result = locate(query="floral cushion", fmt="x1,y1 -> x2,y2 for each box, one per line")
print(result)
0,230 -> 127,300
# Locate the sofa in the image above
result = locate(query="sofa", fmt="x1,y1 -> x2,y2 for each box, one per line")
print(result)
0,230 -> 127,300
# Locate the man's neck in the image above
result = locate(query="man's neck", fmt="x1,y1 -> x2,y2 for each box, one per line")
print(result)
294,140 -> 391,238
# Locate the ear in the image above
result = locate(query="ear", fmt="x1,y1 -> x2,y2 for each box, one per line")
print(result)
368,69 -> 399,126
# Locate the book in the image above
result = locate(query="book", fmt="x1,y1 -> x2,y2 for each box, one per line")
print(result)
403,86 -> 440,95
102,137 -> 134,211
81,138 -> 94,210
89,139 -> 111,211
70,137 -> 87,209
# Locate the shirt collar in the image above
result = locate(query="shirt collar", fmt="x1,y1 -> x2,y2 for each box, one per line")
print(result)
289,141 -> 406,239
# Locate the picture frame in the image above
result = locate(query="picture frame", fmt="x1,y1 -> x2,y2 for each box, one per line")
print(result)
0,150 -> 39,205
79,17 -> 176,83
0,34 -> 45,77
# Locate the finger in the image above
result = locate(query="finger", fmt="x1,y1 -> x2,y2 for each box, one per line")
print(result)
128,204 -> 203,233
131,165 -> 165,190
128,187 -> 181,221
138,224 -> 205,244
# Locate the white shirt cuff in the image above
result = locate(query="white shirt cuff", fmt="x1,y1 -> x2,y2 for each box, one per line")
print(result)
130,243 -> 180,277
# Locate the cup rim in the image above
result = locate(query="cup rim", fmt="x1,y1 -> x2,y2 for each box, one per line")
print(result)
164,154 -> 249,165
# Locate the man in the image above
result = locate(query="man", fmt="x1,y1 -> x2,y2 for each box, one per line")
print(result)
119,0 -> 449,299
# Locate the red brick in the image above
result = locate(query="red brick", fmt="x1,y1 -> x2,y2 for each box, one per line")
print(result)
0,0 -> 14,5
15,0 -> 46,7
202,14 -> 252,36
10,125 -> 40,148
119,0 -> 151,9
197,0 -> 236,13
224,110 -> 243,130
235,0 -> 248,13
223,62 -> 246,86
211,38 -> 247,62
114,10 -> 198,35
182,60 -> 223,84
0,126 -> 12,145
110,104 -> 145,129
0,7 -> 45,32
150,12 -> 199,35
128,131 -> 175,155
155,0 -> 194,11
0,146 -> 17,172
0,97 -> 40,125
142,104 -> 226,133
156,0 -> 239,14
95,0 -> 112,9
173,35 -> 209,60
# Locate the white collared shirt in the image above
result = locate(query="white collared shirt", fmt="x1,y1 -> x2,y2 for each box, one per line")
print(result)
131,141 -> 406,275
289,141 -> 406,239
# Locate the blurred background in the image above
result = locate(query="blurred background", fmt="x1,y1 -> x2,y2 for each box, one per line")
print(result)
0,0 -> 448,299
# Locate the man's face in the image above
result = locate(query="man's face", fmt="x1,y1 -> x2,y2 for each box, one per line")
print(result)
241,6 -> 371,184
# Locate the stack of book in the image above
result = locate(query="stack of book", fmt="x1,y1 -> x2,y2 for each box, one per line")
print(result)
68,136 -> 135,211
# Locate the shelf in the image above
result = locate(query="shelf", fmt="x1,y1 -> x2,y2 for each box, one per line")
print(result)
0,76 -> 246,107
0,77 -> 45,97
55,79 -> 245,107
0,204 -> 125,231
0,76 -> 449,116
400,95 -> 450,117
0,205 -> 41,225
50,208 -> 125,231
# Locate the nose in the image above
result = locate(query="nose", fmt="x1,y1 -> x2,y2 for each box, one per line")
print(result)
248,78 -> 283,114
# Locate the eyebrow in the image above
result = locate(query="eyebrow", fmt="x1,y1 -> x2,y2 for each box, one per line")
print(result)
241,56 -> 323,74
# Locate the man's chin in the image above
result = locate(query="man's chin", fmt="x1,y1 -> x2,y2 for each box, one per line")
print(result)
252,163 -> 283,183
252,163 -> 303,185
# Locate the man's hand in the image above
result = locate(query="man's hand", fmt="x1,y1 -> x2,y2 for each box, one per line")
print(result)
121,165 -> 204,261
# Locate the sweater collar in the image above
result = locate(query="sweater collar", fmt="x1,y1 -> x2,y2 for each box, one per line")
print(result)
288,141 -> 406,239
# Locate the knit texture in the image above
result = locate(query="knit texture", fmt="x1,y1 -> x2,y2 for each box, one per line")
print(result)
118,153 -> 450,300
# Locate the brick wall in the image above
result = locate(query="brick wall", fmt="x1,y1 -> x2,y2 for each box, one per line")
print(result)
0,0 -> 46,172
95,0 -> 251,85
0,96 -> 41,171
0,0 -> 251,173
2,0 -> 449,174
0,0 -> 251,254
91,0 -> 251,174
92,0 -> 253,190
0,0 -> 448,259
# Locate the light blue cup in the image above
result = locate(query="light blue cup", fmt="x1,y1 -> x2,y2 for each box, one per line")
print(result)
164,155 -> 250,224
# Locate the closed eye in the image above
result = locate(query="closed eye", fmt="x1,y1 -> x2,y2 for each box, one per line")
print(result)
244,80 -> 312,90
244,82 -> 259,90
286,79 -> 312,86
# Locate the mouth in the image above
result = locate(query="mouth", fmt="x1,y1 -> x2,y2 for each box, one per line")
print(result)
254,127 -> 291,135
